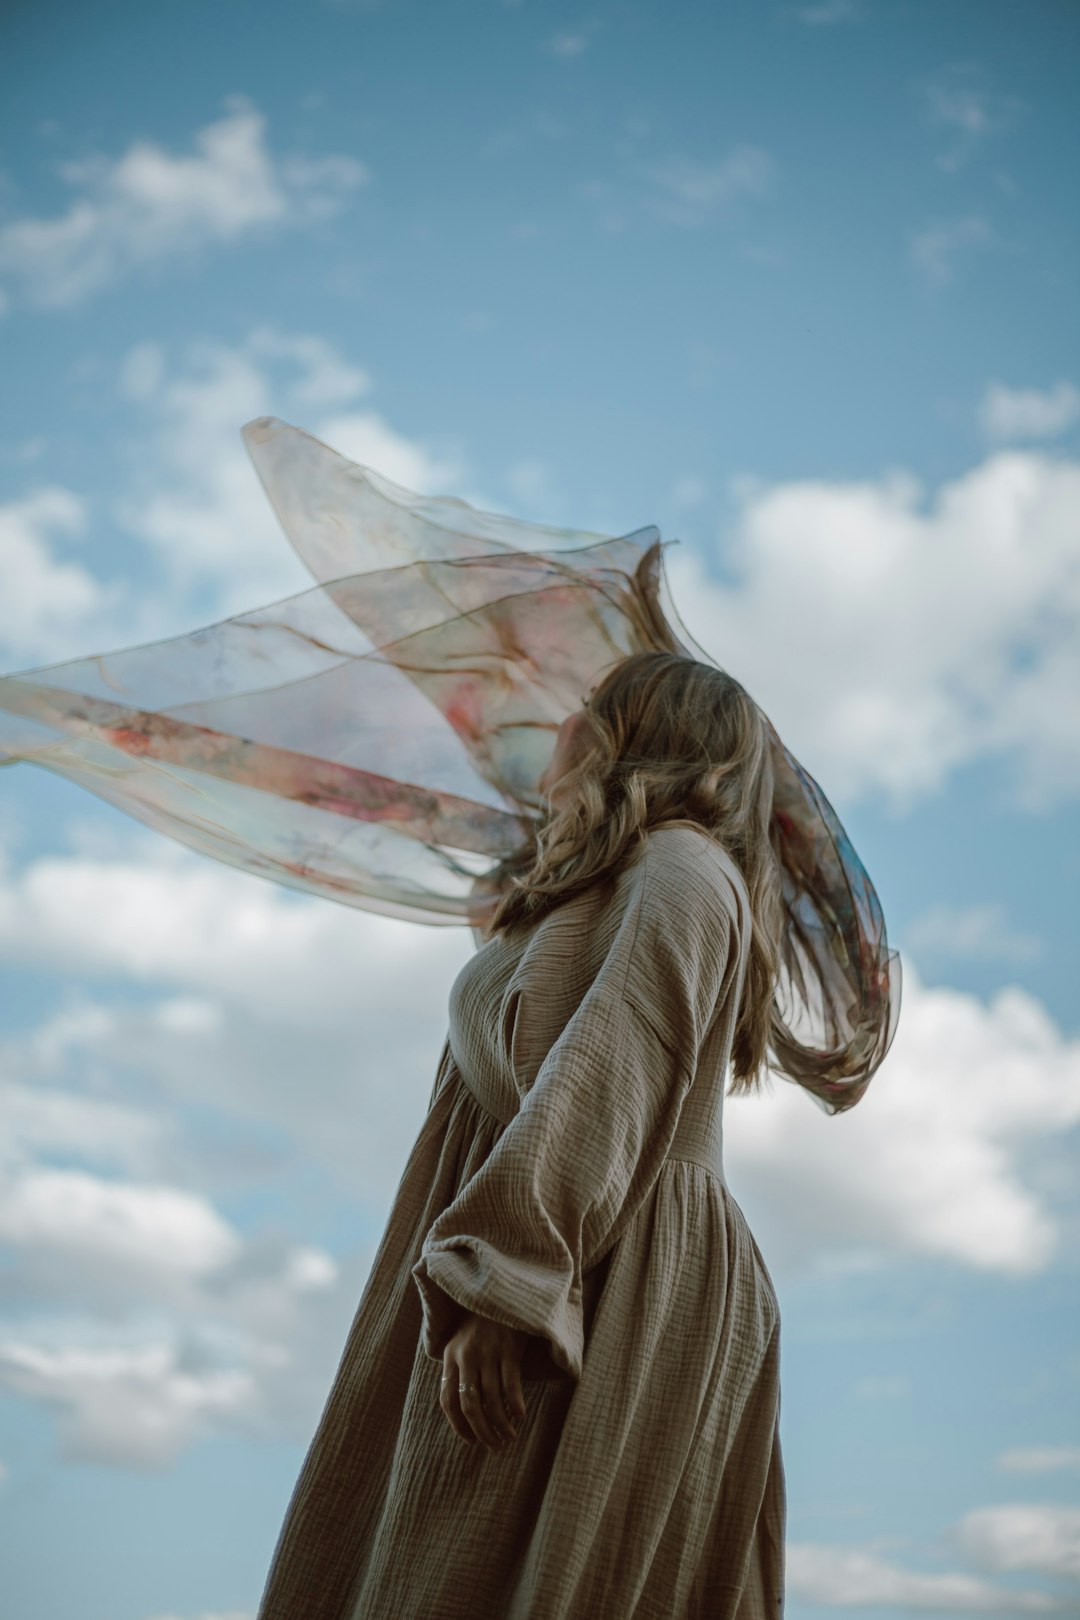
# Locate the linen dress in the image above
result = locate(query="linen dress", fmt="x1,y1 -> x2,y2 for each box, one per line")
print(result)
255,822 -> 786,1620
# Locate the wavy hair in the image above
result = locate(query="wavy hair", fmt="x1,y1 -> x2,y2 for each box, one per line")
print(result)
483,650 -> 784,1097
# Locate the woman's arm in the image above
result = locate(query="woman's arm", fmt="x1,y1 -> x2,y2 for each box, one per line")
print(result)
413,829 -> 738,1382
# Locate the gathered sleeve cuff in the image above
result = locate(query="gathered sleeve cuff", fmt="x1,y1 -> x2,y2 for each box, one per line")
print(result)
412,1232 -> 584,1379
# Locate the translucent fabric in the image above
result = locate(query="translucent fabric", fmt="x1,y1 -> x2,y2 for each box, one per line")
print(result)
0,415 -> 900,1113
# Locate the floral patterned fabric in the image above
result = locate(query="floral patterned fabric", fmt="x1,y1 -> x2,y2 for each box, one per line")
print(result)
0,415 -> 900,1111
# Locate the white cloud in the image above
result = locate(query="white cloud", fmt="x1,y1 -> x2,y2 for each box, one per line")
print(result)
246,327 -> 373,408
910,215 -> 993,285
905,902 -> 1044,965
0,1218 -> 351,1468
0,811 -> 637,1467
916,63 -> 1024,173
980,381 -> 1080,444
852,1373 -> 911,1401
792,1495 -> 1080,1607
147,1612 -> 252,1620
1,821 -> 1078,1467
0,1332 -> 258,1469
112,329 -> 465,610
278,152 -> 368,219
0,436 -> 46,466
0,1124 -> 353,1462
670,447 -> 1080,812
998,1447 -> 1080,1475
578,140 -> 774,235
1,1079 -> 166,1180
0,830 -> 470,1190
724,956 -> 1080,1280
787,0 -> 862,23
305,407 -> 467,495
955,1503 -> 1080,1581
788,1539 -> 1063,1609
0,487 -> 128,665
3,830 -> 1079,1285
0,1192 -> 355,1465
112,335 -> 309,602
0,829 -> 458,1024
0,1169 -> 241,1280
0,1027 -> 352,1467
117,340 -> 167,402
0,98 -> 368,309
545,31 -> 593,57
1,326 -> 474,674
641,145 -> 775,228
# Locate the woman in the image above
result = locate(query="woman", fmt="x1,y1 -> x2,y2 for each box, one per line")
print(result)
254,650 -> 787,1620
0,418 -> 897,1616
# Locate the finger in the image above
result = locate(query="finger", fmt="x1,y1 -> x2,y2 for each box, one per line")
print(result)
481,1355 -> 517,1444
502,1354 -> 527,1429
459,1354 -> 504,1452
440,1353 -> 474,1446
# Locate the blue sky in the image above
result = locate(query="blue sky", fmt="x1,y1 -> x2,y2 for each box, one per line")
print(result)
1,1 -> 1078,1616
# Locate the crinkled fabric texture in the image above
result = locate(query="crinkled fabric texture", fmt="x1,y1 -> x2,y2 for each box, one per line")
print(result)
255,827 -> 786,1620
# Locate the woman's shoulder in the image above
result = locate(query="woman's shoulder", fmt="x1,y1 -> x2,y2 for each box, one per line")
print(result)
638,821 -> 746,910
508,821 -> 746,957
596,822 -> 748,952
612,824 -> 747,1022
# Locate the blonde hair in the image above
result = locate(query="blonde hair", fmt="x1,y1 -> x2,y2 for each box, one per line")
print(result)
484,650 -> 784,1096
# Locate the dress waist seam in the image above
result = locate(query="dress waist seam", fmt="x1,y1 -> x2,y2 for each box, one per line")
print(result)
664,1153 -> 727,1191
449,1055 -> 728,1189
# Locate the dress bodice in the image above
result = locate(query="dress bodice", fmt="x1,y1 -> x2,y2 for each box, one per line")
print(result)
445,825 -> 751,1189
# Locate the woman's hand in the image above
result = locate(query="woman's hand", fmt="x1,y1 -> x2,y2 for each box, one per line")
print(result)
441,1309 -> 530,1453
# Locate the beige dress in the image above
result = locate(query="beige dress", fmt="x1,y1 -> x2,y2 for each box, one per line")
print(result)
255,823 -> 786,1619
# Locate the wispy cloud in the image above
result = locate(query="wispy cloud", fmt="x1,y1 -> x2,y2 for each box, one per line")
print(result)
728,959 -> 1080,1281
910,214 -> 993,286
0,325 -> 506,686
997,1446 -> 1080,1475
111,329 -> 464,612
145,1611 -> 252,1620
544,30 -> 595,58
674,448 -> 1080,813
146,1612 -> 252,1620
0,97 -> 368,309
640,145 -> 775,228
979,380 -> 1080,444
0,1069 -> 347,1469
789,1536 -> 1065,1609
0,487 -> 135,666
955,1502 -> 1080,1581
905,903 -> 1044,965
577,139 -> 775,235
852,1373 -> 911,1401
785,0 -> 862,26
0,822 -> 466,1466
916,62 -> 1025,173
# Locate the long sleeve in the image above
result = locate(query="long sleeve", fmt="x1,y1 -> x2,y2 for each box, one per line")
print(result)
411,826 -> 739,1381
